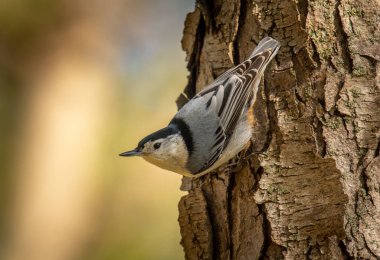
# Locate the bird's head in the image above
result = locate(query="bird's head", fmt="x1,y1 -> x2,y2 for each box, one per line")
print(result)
120,126 -> 189,174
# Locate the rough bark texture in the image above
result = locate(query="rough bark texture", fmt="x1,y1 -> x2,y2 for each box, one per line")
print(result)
177,0 -> 380,259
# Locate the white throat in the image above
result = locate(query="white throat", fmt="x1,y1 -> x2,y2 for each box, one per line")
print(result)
142,134 -> 190,175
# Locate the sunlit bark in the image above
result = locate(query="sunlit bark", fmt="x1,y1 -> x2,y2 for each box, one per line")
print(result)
178,0 -> 380,259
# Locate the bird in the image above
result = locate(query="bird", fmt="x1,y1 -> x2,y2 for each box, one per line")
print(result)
120,37 -> 280,178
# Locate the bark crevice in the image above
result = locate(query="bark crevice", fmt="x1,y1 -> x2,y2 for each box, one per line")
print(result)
335,0 -> 354,73
178,0 -> 380,259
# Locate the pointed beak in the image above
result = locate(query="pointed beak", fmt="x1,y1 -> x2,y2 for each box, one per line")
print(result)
119,148 -> 141,157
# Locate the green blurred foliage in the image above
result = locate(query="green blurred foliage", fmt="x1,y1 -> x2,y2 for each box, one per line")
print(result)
0,0 -> 193,259
0,0 -> 63,47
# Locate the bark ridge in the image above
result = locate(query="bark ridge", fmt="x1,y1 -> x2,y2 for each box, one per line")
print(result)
178,1 -> 380,259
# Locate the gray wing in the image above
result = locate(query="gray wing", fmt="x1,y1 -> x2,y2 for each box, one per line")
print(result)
178,37 -> 280,174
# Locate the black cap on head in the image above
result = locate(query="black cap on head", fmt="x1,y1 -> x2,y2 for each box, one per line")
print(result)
137,126 -> 179,149
119,126 -> 179,157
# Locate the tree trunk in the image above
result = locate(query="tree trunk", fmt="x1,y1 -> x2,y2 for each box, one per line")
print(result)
177,0 -> 380,259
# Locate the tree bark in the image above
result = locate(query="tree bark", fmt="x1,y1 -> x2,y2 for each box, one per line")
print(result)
177,0 -> 380,259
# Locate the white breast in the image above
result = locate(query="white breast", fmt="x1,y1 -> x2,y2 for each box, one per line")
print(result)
142,134 -> 192,176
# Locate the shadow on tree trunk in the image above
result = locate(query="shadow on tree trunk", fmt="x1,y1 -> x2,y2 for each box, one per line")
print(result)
177,0 -> 380,259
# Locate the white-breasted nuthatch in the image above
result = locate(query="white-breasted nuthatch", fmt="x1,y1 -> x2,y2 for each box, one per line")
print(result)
120,37 -> 280,178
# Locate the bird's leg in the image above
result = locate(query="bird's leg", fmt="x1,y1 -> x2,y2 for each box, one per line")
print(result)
242,141 -> 255,159
218,141 -> 256,174
218,157 -> 241,173
226,141 -> 256,173
223,152 -> 245,173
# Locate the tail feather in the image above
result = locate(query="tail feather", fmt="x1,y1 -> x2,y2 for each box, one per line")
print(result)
249,37 -> 280,59
206,37 -> 279,89
195,36 -> 280,97
242,37 -> 280,88
241,37 -> 280,107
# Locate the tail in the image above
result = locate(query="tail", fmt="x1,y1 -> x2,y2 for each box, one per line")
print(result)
241,37 -> 280,106
249,37 -> 280,59
203,37 -> 280,90
244,37 -> 280,80
243,36 -> 280,81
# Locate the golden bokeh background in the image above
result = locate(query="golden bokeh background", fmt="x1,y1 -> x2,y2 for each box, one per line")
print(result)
0,0 -> 193,259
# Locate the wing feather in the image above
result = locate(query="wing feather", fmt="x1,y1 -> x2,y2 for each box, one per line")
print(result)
193,37 -> 280,173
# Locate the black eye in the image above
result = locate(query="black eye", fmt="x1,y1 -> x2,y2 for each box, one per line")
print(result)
153,142 -> 161,150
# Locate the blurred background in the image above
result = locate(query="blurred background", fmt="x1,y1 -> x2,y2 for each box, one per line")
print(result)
0,0 -> 194,259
